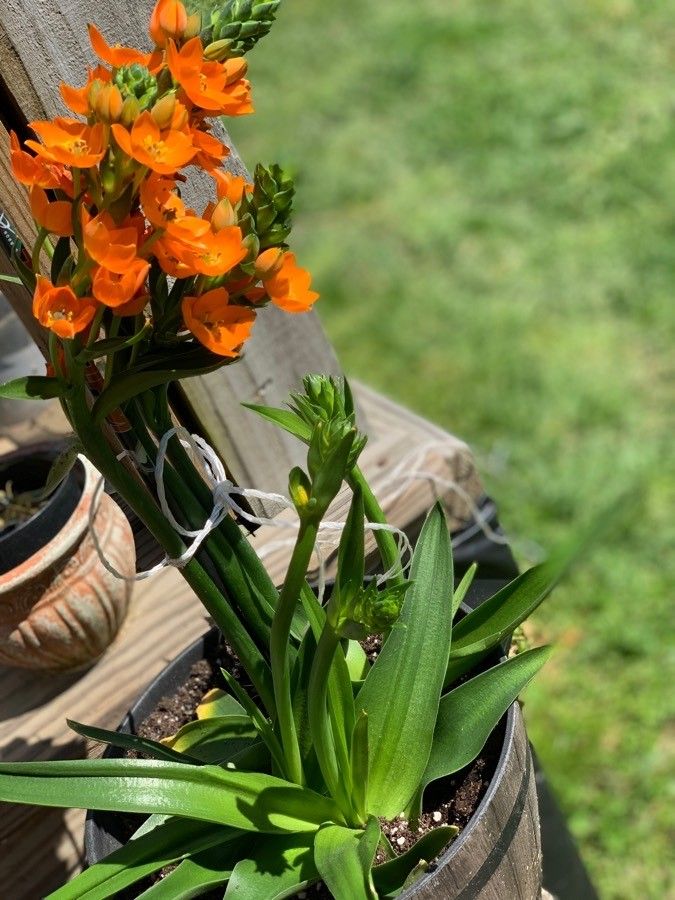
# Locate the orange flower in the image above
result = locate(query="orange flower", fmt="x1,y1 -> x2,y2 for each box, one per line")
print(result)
29,186 -> 74,237
260,251 -> 319,313
83,211 -> 139,274
26,118 -> 107,168
9,132 -> 72,192
182,288 -> 256,356
88,23 -> 151,69
92,258 -> 150,307
149,0 -> 188,47
33,276 -> 97,339
189,227 -> 246,277
191,128 -> 229,172
166,38 -> 253,115
140,173 -> 190,231
111,112 -> 196,175
60,66 -> 111,116
212,169 -> 251,205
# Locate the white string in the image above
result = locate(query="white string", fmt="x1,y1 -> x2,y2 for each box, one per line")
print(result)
89,431 -> 511,585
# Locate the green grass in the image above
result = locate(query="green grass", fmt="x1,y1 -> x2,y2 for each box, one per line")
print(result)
230,1 -> 675,896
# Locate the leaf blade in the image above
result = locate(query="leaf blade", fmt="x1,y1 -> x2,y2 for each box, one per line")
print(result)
314,817 -> 380,900
0,758 -> 344,833
356,503 -> 454,817
424,646 -> 552,789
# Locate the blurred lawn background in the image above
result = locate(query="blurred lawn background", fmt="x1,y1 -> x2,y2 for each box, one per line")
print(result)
230,1 -> 675,896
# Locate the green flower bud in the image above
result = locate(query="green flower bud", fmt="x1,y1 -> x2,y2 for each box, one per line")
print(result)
114,64 -> 158,110
189,0 -> 280,56
337,581 -> 408,639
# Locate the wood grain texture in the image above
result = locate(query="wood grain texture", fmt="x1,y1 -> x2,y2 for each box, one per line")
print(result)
0,0 -> 342,492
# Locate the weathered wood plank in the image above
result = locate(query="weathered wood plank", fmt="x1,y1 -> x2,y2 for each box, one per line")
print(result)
0,1 -> 342,492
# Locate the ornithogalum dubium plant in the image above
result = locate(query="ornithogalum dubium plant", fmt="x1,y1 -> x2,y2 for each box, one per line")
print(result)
0,1 -> 566,897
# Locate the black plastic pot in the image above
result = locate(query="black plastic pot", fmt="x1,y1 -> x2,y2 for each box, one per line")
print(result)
0,444 -> 81,574
86,595 -> 543,899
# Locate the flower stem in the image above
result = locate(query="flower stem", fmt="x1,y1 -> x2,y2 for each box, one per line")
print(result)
270,519 -> 318,784
65,383 -> 275,713
348,464 -> 403,584
307,623 -> 358,822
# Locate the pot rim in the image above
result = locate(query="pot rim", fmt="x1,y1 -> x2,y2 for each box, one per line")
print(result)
85,622 -> 518,887
0,450 -> 97,590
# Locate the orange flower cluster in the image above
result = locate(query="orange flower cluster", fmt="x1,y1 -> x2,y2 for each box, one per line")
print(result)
9,0 -> 318,358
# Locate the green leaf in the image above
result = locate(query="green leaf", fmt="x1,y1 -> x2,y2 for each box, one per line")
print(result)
224,832 -> 318,899
92,350 -> 228,423
314,817 -> 380,900
0,375 -> 63,401
135,839 -> 245,898
67,720 -> 201,765
31,443 -> 81,502
196,688 -> 245,719
452,563 -> 477,617
243,403 -> 312,442
301,584 -> 355,766
0,758 -> 345,833
10,242 -> 35,291
372,826 -> 458,897
77,326 -> 151,362
161,715 -> 258,764
45,818 -> 236,900
337,487 -> 365,602
424,646 -> 552,790
350,711 -> 369,822
356,503 -> 453,817
445,548 -> 571,684
51,236 -> 72,283
219,668 -> 287,774
345,639 -> 369,683
0,273 -> 22,284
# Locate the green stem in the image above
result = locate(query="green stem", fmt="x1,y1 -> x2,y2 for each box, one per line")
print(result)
307,624 -> 356,822
31,228 -> 49,274
348,465 -> 403,585
103,317 -> 121,386
66,384 -> 275,714
270,519 -> 318,784
126,399 -> 273,649
147,393 -> 280,633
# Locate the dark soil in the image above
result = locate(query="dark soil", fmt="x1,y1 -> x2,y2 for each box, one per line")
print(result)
104,634 -> 504,898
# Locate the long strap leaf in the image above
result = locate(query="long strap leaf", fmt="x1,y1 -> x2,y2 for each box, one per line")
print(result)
424,646 -> 552,790
0,758 -> 344,833
45,817 -> 236,900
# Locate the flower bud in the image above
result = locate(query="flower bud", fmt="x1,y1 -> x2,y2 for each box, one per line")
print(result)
151,93 -> 176,129
93,84 -> 124,123
254,247 -> 284,280
241,232 -> 260,262
120,96 -> 141,128
184,11 -> 202,40
149,0 -> 189,47
223,57 -> 248,86
211,198 -> 237,231
86,79 -> 105,111
203,38 -> 235,62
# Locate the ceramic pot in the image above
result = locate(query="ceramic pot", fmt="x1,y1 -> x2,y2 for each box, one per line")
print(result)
0,445 -> 136,670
